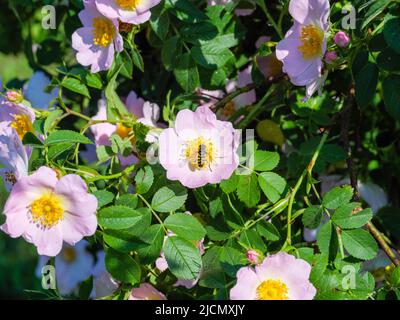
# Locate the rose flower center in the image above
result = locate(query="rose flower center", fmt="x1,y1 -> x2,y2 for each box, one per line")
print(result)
297,25 -> 324,60
116,0 -> 140,10
116,123 -> 133,139
92,17 -> 115,47
11,114 -> 33,140
185,137 -> 214,171
256,279 -> 289,300
30,194 -> 64,229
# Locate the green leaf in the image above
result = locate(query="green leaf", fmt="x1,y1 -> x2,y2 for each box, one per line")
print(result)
103,229 -> 144,253
377,48 -> 400,71
161,36 -> 181,71
47,143 -> 75,160
220,172 -> 239,194
191,45 -> 234,69
150,8 -> 170,40
22,132 -> 44,147
362,0 -> 392,29
317,221 -> 339,261
332,203 -> 372,229
302,205 -> 323,229
166,0 -> 207,23
61,77 -> 90,98
382,75 -> 400,121
180,22 -> 218,44
151,185 -> 188,212
78,275 -> 93,300
341,229 -> 378,260
163,236 -> 202,280
131,46 -> 144,72
105,66 -> 130,121
173,53 -> 200,92
105,248 -> 141,285
135,166 -> 154,194
256,220 -> 280,241
115,194 -> 138,209
236,173 -> 260,208
258,172 -> 286,203
137,224 -> 165,264
322,186 -> 353,210
250,150 -> 280,171
355,63 -> 379,108
93,190 -> 115,208
164,213 -> 206,241
98,205 -> 145,230
384,16 -> 400,54
44,109 -> 64,133
45,130 -> 93,146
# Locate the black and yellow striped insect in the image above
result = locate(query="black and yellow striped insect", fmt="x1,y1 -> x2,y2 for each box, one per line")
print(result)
197,143 -> 208,169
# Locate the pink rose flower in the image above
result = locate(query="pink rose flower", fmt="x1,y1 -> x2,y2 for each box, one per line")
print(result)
95,0 -> 162,24
72,0 -> 123,73
0,166 -> 98,256
36,240 -> 94,296
158,105 -> 240,188
224,65 -> 257,119
0,98 -> 35,141
129,283 -> 167,300
90,91 -> 161,165
276,0 -> 330,100
334,31 -> 350,48
0,123 -> 28,191
230,252 -> 316,300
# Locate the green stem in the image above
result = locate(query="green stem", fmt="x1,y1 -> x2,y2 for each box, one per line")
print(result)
285,131 -> 329,246
258,0 -> 283,39
86,164 -> 136,183
137,194 -> 167,232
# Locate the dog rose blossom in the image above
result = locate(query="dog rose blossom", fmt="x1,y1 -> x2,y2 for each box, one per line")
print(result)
0,123 -> 28,191
276,0 -> 330,99
95,0 -> 162,24
129,283 -> 167,300
72,0 -> 123,73
0,167 -> 98,256
230,252 -> 316,300
158,105 -> 240,188
36,240 -> 94,295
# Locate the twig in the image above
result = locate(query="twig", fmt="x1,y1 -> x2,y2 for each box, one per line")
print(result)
340,88 -> 400,266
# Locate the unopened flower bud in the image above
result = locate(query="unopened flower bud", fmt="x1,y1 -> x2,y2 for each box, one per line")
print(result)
246,249 -> 262,265
334,31 -> 350,48
325,51 -> 338,64
6,90 -> 24,103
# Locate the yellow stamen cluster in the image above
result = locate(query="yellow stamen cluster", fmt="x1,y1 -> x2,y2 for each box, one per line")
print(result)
116,123 -> 133,139
115,0 -> 140,10
185,137 -> 214,171
256,279 -> 289,300
92,17 -> 116,47
297,25 -> 324,60
30,194 -> 64,229
11,114 -> 33,140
